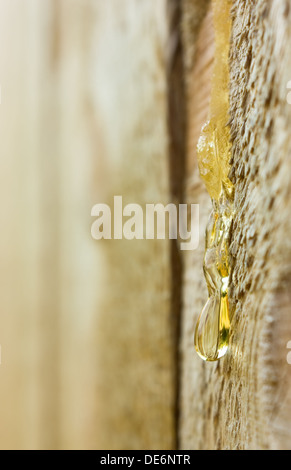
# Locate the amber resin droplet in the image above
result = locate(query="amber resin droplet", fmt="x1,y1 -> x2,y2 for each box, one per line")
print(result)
195,200 -> 232,361
194,0 -> 234,362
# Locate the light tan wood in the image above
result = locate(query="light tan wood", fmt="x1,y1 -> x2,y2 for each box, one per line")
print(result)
180,0 -> 291,450
1,0 -> 291,452
92,0 -> 177,450
0,0 -> 176,450
0,0 -> 103,449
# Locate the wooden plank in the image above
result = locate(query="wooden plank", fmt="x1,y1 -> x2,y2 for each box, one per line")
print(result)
91,0 -> 176,450
0,0 -> 176,450
180,0 -> 291,450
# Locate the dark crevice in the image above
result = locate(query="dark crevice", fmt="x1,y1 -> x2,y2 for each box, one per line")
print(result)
167,0 -> 187,451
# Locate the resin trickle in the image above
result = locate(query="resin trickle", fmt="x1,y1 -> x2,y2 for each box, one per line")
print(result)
195,197 -> 232,361
194,0 -> 234,362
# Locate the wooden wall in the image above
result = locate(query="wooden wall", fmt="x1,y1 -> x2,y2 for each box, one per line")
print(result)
180,0 -> 291,450
0,0 -> 291,451
0,0 -> 176,449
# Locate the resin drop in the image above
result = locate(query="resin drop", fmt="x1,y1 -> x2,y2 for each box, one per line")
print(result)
195,202 -> 232,361
194,0 -> 234,361
195,294 -> 229,362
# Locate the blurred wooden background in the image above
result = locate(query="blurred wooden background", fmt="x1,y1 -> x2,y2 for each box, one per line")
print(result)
0,0 -> 176,450
0,0 -> 291,450
0,0 -> 103,449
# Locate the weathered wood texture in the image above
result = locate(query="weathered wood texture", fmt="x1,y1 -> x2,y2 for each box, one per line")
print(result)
1,0 -> 291,451
180,0 -> 291,450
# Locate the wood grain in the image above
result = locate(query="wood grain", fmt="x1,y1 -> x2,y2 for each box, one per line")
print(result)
0,0 -> 176,450
93,0 -> 176,450
180,0 -> 291,450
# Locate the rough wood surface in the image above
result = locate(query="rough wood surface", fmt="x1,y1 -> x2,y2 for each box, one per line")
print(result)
1,0 -> 291,451
180,0 -> 291,450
